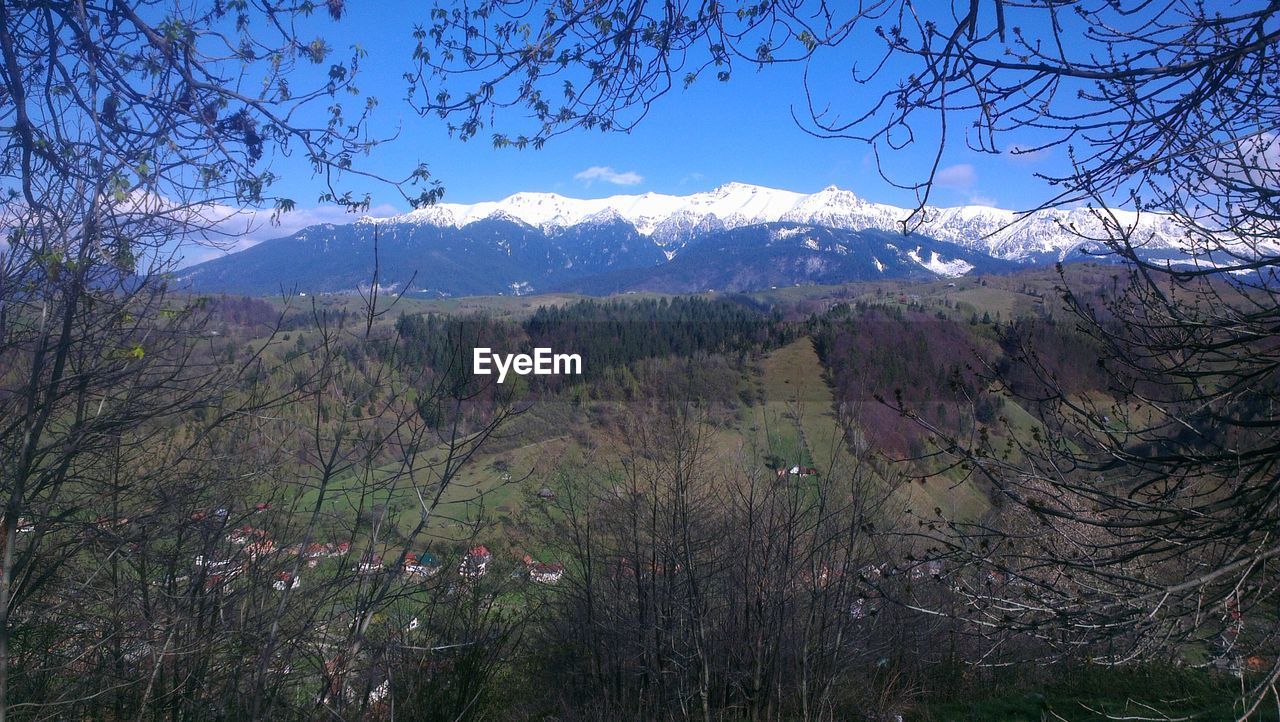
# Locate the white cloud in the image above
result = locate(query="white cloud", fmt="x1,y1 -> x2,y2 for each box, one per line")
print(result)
1,190 -> 407,270
574,165 -> 644,186
177,202 -> 401,268
934,163 -> 977,189
210,203 -> 401,240
1211,130 -> 1280,189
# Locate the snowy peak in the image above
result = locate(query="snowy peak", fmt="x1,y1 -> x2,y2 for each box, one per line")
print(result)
693,183 -> 804,225
366,182 -> 1191,262
577,207 -> 629,227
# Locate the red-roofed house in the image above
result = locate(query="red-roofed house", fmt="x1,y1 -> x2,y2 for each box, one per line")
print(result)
459,545 -> 492,578
227,525 -> 269,545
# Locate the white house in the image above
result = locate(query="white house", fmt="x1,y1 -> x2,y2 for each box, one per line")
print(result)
529,562 -> 564,584
459,545 -> 492,578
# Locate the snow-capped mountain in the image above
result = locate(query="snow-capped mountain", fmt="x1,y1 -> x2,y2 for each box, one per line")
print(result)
175,181 -> 1219,297
372,181 -> 1190,261
175,212 -> 1012,297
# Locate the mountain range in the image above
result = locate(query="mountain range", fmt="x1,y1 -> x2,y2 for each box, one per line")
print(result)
176,182 -> 1197,296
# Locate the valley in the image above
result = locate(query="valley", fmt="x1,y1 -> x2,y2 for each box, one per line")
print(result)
224,265 -> 1100,577
9,2 -> 1279,717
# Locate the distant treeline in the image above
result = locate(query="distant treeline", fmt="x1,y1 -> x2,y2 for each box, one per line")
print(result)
393,296 -> 795,386
524,296 -> 794,377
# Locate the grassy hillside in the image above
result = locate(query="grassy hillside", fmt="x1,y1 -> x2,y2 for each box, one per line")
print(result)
225,265 -> 1104,559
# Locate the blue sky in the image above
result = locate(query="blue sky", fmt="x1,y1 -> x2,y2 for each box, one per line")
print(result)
198,1 -> 1075,263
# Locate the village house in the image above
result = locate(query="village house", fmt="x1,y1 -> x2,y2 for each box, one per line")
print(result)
528,561 -> 564,584
226,525 -> 269,546
273,571 -> 300,591
908,560 -> 945,581
858,563 -> 886,580
194,558 -> 242,590
402,551 -> 441,578
356,553 -> 383,575
296,540 -> 337,561
194,556 -> 241,577
295,542 -> 326,567
459,545 -> 492,578
244,539 -> 276,559
293,540 -> 350,567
